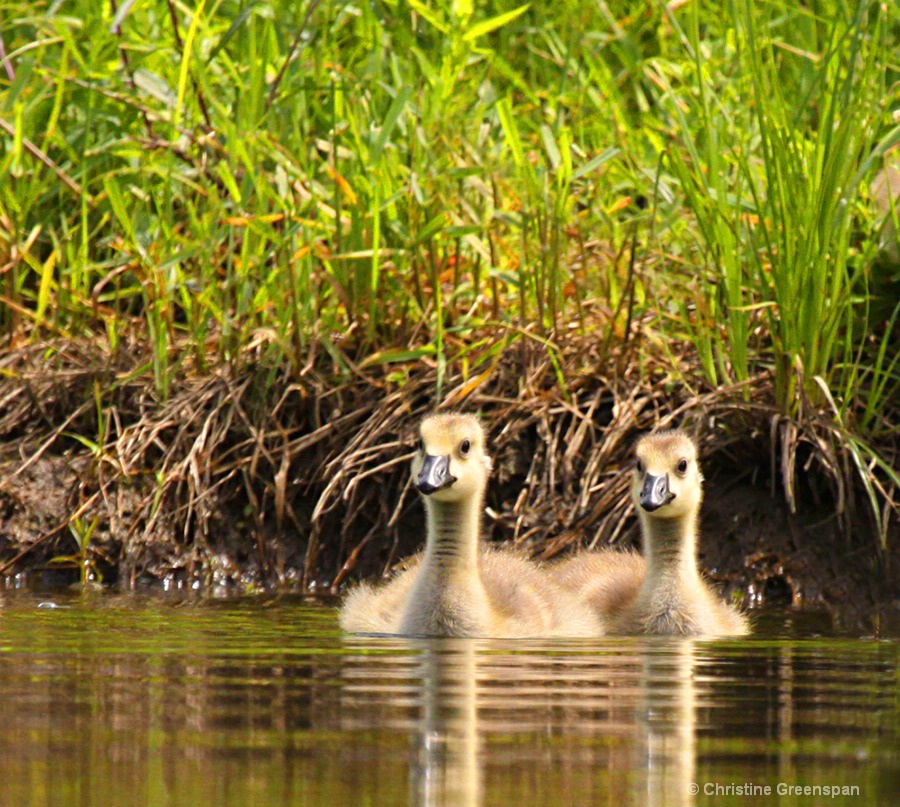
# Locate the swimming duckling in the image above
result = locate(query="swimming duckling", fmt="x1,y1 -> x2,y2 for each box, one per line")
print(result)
339,413 -> 602,638
550,430 -> 748,637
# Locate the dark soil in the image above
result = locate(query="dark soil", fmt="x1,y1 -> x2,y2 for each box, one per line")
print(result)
0,337 -> 896,632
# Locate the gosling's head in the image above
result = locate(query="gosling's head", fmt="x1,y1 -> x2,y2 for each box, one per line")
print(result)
411,413 -> 492,503
631,430 -> 703,520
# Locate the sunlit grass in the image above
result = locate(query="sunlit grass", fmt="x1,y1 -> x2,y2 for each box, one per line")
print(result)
0,0 -> 897,529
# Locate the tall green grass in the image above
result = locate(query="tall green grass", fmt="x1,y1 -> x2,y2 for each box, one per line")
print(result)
0,2 -> 896,429
654,0 -> 898,423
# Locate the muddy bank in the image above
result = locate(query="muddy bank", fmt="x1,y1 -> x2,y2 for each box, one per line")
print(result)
0,337 -> 896,629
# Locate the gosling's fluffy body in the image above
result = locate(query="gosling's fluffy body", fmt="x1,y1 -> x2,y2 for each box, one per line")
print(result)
549,549 -> 646,627
339,413 -> 601,638
341,548 -> 592,637
552,430 -> 748,637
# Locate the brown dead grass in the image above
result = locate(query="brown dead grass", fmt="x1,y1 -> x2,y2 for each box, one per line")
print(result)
0,331 -> 896,613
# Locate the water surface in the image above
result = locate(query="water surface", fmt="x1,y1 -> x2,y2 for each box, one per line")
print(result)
0,592 -> 895,806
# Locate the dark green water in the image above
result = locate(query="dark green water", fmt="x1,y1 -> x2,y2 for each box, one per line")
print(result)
0,592 -> 895,807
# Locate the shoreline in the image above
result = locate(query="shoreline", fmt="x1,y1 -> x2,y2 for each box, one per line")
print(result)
0,335 -> 895,630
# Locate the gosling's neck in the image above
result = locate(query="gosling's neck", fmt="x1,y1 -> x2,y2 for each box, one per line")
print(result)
640,509 -> 703,592
421,493 -> 484,580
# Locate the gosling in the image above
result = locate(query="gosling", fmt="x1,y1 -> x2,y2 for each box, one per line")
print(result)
551,430 -> 748,637
339,413 -> 602,638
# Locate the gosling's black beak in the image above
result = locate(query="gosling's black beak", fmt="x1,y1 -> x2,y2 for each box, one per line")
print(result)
416,454 -> 457,495
640,473 -> 676,512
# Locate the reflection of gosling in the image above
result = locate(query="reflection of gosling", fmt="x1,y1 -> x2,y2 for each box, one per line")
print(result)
339,413 -> 601,638
553,431 -> 748,637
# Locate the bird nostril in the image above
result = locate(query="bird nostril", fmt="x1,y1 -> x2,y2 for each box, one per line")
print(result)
654,475 -> 676,504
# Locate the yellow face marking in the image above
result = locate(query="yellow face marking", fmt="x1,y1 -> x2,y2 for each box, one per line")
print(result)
634,431 -> 698,477
419,413 -> 484,459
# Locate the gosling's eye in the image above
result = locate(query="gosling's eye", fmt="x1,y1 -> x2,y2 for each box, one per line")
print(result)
459,439 -> 472,456
676,459 -> 688,475
636,459 -> 644,474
